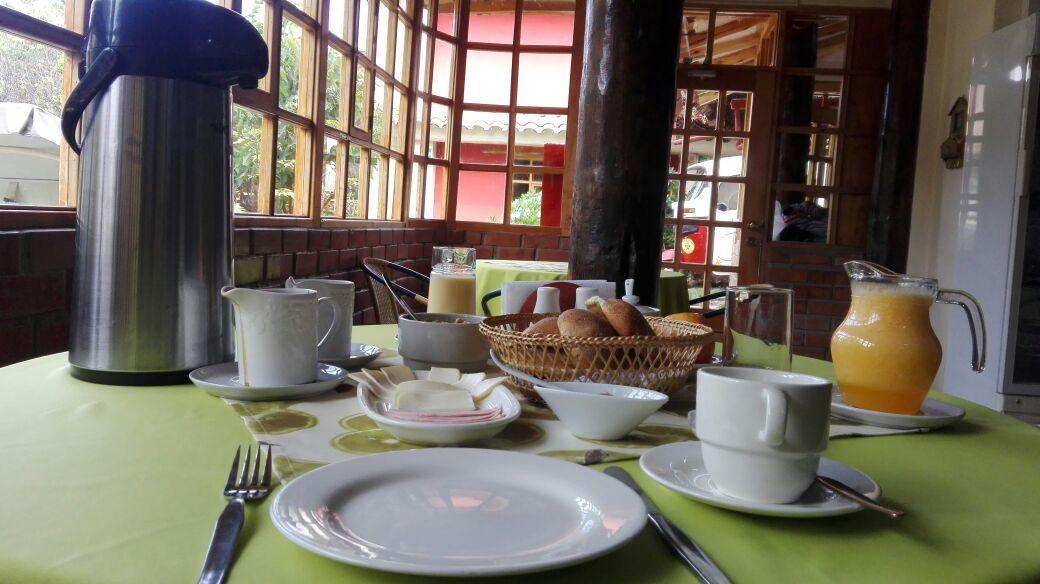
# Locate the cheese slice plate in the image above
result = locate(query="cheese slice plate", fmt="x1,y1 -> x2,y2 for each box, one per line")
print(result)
357,370 -> 521,446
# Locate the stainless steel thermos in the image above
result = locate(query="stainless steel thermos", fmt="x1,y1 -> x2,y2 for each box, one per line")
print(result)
61,0 -> 268,384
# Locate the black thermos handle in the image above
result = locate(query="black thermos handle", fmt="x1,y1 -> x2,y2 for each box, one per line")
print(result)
61,47 -> 122,154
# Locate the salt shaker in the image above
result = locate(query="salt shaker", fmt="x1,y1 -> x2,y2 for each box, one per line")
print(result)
533,286 -> 561,313
622,278 -> 640,305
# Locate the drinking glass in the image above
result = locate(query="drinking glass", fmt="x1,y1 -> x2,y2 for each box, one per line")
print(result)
427,246 -> 477,314
722,286 -> 793,371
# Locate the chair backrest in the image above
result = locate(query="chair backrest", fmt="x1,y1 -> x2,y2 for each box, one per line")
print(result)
360,258 -> 430,324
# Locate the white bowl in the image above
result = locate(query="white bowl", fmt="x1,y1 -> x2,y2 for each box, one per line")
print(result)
397,313 -> 489,373
534,382 -> 669,440
357,374 -> 520,446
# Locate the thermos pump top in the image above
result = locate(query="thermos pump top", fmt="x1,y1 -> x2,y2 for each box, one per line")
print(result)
62,0 -> 268,385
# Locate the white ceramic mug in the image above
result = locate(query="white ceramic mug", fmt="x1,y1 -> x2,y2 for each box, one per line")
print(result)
574,286 -> 597,309
286,277 -> 354,359
694,366 -> 832,504
221,287 -> 341,387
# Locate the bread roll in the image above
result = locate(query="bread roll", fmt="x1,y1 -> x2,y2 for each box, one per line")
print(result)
592,298 -> 654,336
557,309 -> 616,337
584,296 -> 607,319
525,316 -> 560,335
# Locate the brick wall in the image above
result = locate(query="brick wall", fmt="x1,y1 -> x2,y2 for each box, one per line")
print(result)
761,245 -> 860,360
446,230 -> 571,261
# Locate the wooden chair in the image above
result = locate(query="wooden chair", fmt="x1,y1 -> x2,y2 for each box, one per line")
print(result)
361,258 -> 430,324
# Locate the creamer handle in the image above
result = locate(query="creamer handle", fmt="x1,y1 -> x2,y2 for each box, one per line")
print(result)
316,296 -> 342,350
937,289 -> 987,372
758,387 -> 788,447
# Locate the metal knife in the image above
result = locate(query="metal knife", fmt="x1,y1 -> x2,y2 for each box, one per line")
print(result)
605,467 -> 731,584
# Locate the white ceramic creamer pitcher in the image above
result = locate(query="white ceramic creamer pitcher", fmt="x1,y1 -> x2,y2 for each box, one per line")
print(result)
221,287 -> 341,387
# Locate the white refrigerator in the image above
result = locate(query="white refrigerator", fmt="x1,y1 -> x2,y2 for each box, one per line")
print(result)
938,12 -> 1040,420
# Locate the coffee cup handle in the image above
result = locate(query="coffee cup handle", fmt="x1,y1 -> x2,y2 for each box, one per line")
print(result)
758,387 -> 788,447
316,296 -> 342,351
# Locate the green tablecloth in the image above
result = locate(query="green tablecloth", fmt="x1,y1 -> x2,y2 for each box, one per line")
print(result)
2,325 -> 1040,583
475,260 -> 691,316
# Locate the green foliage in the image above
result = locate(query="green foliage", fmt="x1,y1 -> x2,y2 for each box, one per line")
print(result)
0,28 -> 65,116
510,189 -> 542,226
662,181 -> 679,252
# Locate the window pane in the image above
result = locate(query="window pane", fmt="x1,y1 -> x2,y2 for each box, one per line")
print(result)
432,39 -> 456,98
712,227 -> 741,267
686,136 -> 716,176
275,121 -> 308,216
429,102 -> 450,160
461,110 -> 508,164
708,273 -> 737,310
780,75 -> 842,128
469,3 -> 515,44
776,133 -> 837,186
0,0 -> 66,26
721,91 -> 752,132
513,113 -> 566,167
719,138 -> 747,177
279,17 -> 307,114
464,50 -> 512,105
520,0 -> 575,46
358,0 -> 372,55
665,180 -> 680,219
772,192 -> 829,243
682,270 -> 706,305
690,89 -> 718,131
413,96 -> 427,155
329,0 -> 351,42
678,226 -> 708,265
372,76 -> 388,146
437,0 -> 456,35
516,52 -> 570,107
424,163 -> 448,219
510,175 -> 542,226
241,0 -> 266,35
784,15 -> 847,69
409,162 -> 424,218
386,157 -> 400,219
673,89 -> 687,130
457,170 -> 506,223
376,1 -> 392,71
346,144 -> 362,217
416,33 -> 432,91
231,106 -> 263,213
368,151 -> 385,218
354,66 -> 371,131
321,137 -> 340,217
716,182 -> 745,222
683,181 -> 711,219
661,225 -> 676,263
668,135 -> 682,174
395,18 -> 411,84
325,48 -> 347,128
712,12 -> 778,66
680,10 -> 709,64
390,88 -> 406,153
421,0 -> 432,26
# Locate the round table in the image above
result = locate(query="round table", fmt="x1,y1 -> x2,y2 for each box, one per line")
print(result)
475,260 -> 691,316
3,326 -> 1040,583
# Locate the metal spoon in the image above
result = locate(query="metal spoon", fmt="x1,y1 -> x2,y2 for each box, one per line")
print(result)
815,476 -> 905,519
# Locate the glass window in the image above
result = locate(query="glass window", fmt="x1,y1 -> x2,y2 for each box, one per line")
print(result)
711,12 -> 778,66
431,39 -> 456,98
408,162 -> 424,218
784,15 -> 847,69
279,17 -> 308,115
413,96 -> 427,155
394,18 -> 411,84
368,151 -> 384,218
346,144 -> 362,217
358,0 -> 372,55
0,0 -> 66,26
679,10 -> 709,64
275,121 -> 308,216
514,114 -> 566,167
516,52 -> 570,108
425,163 -> 447,219
321,137 -> 340,217
372,76 -> 388,146
457,170 -> 506,223
390,88 -> 406,153
416,33 -> 432,91
354,66 -> 372,132
437,0 -> 456,36
325,48 -> 347,128
721,91 -> 753,132
469,3 -> 515,44
375,1 -> 392,71
686,136 -> 716,175
386,158 -> 402,219
464,50 -> 512,105
242,0 -> 266,35
461,110 -> 508,164
780,75 -> 842,128
429,102 -> 450,160
329,0 -> 352,42
232,106 -> 264,214
520,0 -> 575,46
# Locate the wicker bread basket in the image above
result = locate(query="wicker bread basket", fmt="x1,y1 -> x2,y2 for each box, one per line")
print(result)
479,313 -> 712,401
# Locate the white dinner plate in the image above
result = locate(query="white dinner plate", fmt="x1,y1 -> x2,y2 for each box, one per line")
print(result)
640,441 -> 881,518
321,343 -> 383,369
188,362 -> 348,401
831,393 -> 965,430
270,449 -> 647,577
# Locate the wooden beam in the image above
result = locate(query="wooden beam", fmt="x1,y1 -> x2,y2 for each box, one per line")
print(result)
569,0 -> 683,301
866,0 -> 929,272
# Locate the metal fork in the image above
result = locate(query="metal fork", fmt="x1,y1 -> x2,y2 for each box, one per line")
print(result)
197,444 -> 273,584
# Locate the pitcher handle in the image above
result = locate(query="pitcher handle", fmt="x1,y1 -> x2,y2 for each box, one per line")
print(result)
937,289 -> 987,372
316,296 -> 343,351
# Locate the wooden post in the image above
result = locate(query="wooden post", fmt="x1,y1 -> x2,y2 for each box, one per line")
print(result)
568,0 -> 684,303
866,0 -> 930,272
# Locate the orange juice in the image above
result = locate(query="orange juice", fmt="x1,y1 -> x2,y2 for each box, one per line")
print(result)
427,272 -> 476,314
830,283 -> 942,414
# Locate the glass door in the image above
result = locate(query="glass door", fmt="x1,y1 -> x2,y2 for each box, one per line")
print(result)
663,68 -> 775,311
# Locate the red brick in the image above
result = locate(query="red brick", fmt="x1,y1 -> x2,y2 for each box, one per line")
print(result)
24,229 -> 75,273
233,229 -> 250,258
475,245 -> 494,259
0,232 -> 22,275
294,252 -> 318,276
0,274 -> 66,319
355,247 -> 372,262
802,314 -> 834,331
465,231 -> 483,245
558,236 -> 571,250
764,268 -> 808,283
370,246 -> 386,260
34,311 -> 69,356
406,243 -> 424,258
282,229 -> 308,252
797,347 -> 827,360
386,244 -> 399,260
805,331 -> 832,348
789,253 -> 832,266
233,256 -> 264,285
535,248 -> 569,262
250,228 -> 282,254
0,317 -> 33,366
393,229 -> 406,243
419,228 -> 435,243
422,243 -> 434,256
807,299 -> 849,316
379,229 -> 394,244
348,229 -> 367,246
330,229 -> 352,249
833,286 -> 851,301
405,229 -> 420,243
366,229 -> 382,245
319,249 -> 339,272
308,229 -> 332,251
361,307 -> 377,325
765,247 -> 790,263
265,253 -> 294,281
792,299 -> 807,314
355,289 -> 373,310
522,234 -> 559,249
793,284 -> 831,300
484,233 -> 522,247
339,249 -> 358,269
495,246 -> 535,260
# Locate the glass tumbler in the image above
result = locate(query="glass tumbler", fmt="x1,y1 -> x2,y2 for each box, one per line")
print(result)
427,247 -> 477,315
722,286 -> 793,371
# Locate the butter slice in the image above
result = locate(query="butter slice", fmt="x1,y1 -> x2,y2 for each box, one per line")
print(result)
393,380 -> 476,412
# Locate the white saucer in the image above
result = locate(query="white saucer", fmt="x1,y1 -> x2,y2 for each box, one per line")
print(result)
189,362 -> 348,401
831,393 -> 965,430
270,449 -> 647,577
321,342 -> 382,369
640,441 -> 881,518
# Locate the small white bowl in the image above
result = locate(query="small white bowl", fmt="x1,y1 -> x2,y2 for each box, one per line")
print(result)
534,382 -> 669,441
357,373 -> 520,446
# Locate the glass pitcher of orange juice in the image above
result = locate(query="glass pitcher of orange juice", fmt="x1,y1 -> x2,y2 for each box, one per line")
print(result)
830,261 -> 986,414
427,247 -> 477,315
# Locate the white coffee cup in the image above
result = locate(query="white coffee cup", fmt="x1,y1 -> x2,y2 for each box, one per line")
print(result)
286,277 -> 354,359
221,287 -> 341,387
694,366 -> 832,504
